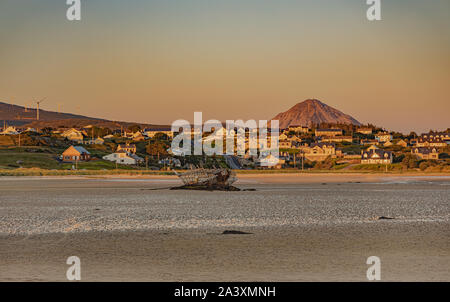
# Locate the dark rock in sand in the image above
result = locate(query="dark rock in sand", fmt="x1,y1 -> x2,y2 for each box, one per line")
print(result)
377,216 -> 395,220
222,230 -> 253,235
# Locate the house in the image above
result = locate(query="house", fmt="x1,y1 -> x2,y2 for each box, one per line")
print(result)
116,142 -> 137,154
288,125 -> 309,133
143,128 -> 174,139
421,132 -> 449,140
357,127 -> 373,135
61,146 -> 91,162
315,129 -> 343,137
361,147 -> 393,164
61,128 -> 85,142
411,147 -> 439,160
396,139 -> 408,147
287,135 -> 302,143
103,150 -> 143,165
279,140 -> 292,149
415,136 -> 447,148
132,132 -> 146,141
383,141 -> 393,147
375,132 -> 393,143
302,142 -> 336,162
83,137 -> 104,145
360,139 -> 379,145
1,126 -> 19,135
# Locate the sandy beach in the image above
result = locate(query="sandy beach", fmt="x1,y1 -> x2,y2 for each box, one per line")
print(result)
0,174 -> 449,281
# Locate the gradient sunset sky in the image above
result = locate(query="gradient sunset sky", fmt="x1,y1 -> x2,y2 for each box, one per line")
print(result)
1,0 -> 449,133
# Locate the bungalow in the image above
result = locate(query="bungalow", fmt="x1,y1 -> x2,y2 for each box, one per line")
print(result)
411,147 -> 439,160
315,128 -> 343,137
116,142 -> 137,154
361,147 -> 392,164
61,146 -> 91,162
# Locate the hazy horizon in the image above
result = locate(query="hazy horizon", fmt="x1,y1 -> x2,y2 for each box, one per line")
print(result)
1,0 -> 449,133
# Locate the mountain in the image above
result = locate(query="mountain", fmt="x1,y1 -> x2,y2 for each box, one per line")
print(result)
270,99 -> 361,128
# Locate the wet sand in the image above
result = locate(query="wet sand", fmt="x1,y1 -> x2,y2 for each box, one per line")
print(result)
0,174 -> 449,281
1,223 -> 449,281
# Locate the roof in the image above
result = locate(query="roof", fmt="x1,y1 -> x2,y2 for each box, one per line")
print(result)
362,149 -> 392,158
311,142 -> 335,148
412,147 -> 438,154
73,146 -> 90,154
316,129 -> 342,132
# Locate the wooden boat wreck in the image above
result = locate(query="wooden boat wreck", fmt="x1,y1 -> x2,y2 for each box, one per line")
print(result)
172,168 -> 239,191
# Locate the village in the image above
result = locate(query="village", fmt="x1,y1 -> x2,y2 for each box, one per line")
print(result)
0,121 -> 449,174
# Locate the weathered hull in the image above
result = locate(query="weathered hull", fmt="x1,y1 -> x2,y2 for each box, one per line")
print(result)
174,169 -> 237,187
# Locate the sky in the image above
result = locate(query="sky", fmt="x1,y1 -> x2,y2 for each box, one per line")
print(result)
0,0 -> 449,133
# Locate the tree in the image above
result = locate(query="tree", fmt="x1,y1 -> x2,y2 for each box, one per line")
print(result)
402,154 -> 419,169
128,124 -> 141,133
146,140 -> 169,158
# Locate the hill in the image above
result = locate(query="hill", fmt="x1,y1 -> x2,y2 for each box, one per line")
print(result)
271,99 -> 361,128
0,101 -> 168,130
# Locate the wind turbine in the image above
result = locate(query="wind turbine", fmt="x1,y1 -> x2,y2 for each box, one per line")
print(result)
36,98 -> 46,120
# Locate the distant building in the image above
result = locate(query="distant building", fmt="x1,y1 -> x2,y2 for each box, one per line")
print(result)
415,136 -> 447,148
320,136 -> 353,143
357,127 -> 373,135
143,128 -> 174,139
279,140 -> 292,149
360,139 -> 379,145
117,142 -> 137,154
0,126 -> 19,135
83,137 -> 104,145
315,129 -> 343,137
300,142 -> 336,162
411,147 -> 439,160
61,146 -> 91,162
375,132 -> 392,143
361,146 -> 392,164
396,139 -> 408,147
61,128 -> 85,142
103,150 -> 143,165
288,125 -> 309,133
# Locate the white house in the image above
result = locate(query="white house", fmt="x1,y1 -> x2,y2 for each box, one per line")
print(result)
103,151 -> 144,165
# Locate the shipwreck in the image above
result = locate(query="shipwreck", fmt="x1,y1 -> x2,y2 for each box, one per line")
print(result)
172,168 -> 240,191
